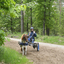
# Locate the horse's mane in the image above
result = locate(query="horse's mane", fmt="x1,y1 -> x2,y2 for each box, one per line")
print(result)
21,34 -> 28,43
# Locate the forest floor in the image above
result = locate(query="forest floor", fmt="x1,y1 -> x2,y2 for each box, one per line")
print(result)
5,38 -> 64,64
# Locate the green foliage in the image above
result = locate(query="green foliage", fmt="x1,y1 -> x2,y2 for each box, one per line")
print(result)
0,0 -> 26,18
9,4 -> 26,18
0,46 -> 32,64
0,0 -> 64,36
0,0 -> 16,17
0,0 -> 26,34
0,0 -> 16,10
0,30 -> 5,46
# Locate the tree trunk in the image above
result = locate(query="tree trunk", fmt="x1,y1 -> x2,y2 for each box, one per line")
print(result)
21,1 -> 24,34
21,10 -> 24,33
46,26 -> 50,36
27,22 -> 28,32
43,0 -> 46,35
59,0 -> 61,28
43,19 -> 45,35
46,25 -> 49,36
30,8 -> 32,27
11,18 -> 13,33
46,0 -> 51,36
19,17 -> 21,32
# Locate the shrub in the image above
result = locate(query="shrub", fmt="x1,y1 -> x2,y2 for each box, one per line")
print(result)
0,30 -> 5,46
0,46 -> 4,61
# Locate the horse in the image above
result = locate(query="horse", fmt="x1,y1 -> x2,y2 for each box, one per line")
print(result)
19,34 -> 28,55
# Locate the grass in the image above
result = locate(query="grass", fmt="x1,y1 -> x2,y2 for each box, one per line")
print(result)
0,46 -> 32,64
6,32 -> 64,45
36,35 -> 64,45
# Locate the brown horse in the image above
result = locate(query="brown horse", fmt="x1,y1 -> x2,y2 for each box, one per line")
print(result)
20,34 -> 28,55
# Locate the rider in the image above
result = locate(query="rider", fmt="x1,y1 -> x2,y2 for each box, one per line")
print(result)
28,27 -> 39,51
28,27 -> 37,43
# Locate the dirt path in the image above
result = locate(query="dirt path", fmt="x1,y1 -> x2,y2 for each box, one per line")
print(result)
5,38 -> 64,64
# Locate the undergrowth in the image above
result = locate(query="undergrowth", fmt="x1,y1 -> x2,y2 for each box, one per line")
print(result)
0,46 -> 32,64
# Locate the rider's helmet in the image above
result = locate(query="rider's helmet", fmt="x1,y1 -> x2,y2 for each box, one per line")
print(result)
30,27 -> 34,29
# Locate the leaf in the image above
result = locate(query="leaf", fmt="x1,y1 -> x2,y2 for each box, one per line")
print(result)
24,5 -> 26,9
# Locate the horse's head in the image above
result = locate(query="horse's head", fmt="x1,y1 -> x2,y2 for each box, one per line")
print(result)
21,34 -> 28,43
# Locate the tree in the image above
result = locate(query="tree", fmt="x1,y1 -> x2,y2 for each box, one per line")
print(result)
43,0 -> 46,35
46,0 -> 51,36
21,10 -> 24,33
30,8 -> 32,26
0,0 -> 26,34
32,0 -> 58,35
59,0 -> 61,27
21,0 -> 24,34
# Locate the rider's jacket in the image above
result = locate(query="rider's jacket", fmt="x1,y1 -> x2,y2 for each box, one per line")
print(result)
28,31 -> 37,39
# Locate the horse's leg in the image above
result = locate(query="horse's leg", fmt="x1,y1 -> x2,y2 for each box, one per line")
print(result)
25,46 -> 27,55
22,46 -> 24,55
24,46 -> 25,55
20,45 -> 22,51
21,47 -> 22,51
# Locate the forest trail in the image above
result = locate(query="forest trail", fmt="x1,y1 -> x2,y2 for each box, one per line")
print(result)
5,38 -> 64,64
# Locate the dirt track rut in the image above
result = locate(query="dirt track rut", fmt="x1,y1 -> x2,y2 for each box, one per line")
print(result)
5,39 -> 64,64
